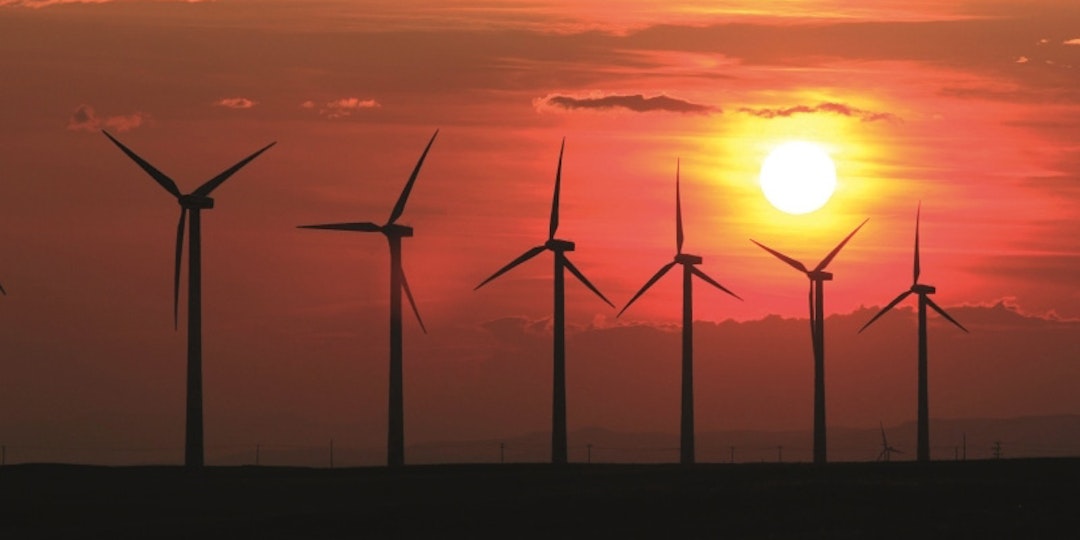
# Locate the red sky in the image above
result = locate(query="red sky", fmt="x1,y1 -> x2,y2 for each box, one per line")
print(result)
0,0 -> 1078,464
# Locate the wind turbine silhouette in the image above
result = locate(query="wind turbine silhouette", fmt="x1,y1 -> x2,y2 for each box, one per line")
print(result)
616,160 -> 741,465
750,218 -> 867,464
877,422 -> 903,462
474,138 -> 614,465
298,129 -> 437,468
102,130 -> 276,469
859,203 -> 967,462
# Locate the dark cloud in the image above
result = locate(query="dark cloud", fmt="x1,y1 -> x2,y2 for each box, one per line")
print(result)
738,102 -> 900,122
540,93 -> 717,114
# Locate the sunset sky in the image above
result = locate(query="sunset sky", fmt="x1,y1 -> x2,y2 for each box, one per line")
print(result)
0,0 -> 1078,464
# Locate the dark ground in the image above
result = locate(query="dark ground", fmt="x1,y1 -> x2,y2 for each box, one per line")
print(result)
2,459 -> 1078,538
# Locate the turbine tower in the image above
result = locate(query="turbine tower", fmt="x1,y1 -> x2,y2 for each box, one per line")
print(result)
103,131 -> 276,469
877,422 -> 903,462
859,203 -> 967,462
474,138 -> 614,465
750,218 -> 867,464
616,160 -> 741,465
298,129 -> 437,468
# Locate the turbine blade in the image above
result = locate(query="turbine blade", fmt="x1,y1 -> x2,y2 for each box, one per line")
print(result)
173,208 -> 187,330
400,268 -> 427,334
914,202 -> 921,284
925,297 -> 969,333
877,450 -> 885,461
814,218 -> 869,272
858,291 -> 912,333
690,266 -> 742,301
750,239 -> 808,274
880,422 -> 888,446
297,222 -> 382,232
893,448 -> 904,454
388,129 -> 439,224
676,159 -> 684,254
549,138 -> 565,240
0,281 -> 6,295
474,245 -> 546,290
563,256 -> 614,308
617,261 -> 676,318
192,141 -> 277,197
102,130 -> 182,198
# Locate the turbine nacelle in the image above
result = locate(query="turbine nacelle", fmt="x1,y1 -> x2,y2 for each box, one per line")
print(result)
382,223 -> 414,238
912,283 -> 936,295
545,238 -> 575,252
808,270 -> 833,281
178,195 -> 214,210
674,253 -> 702,265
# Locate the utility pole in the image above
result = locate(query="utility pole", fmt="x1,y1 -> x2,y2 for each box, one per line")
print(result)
2,445 -> 5,466
256,443 -> 261,466
500,442 -> 505,464
777,445 -> 783,463
330,439 -> 334,469
992,441 -> 1002,459
587,444 -> 593,464
730,446 -> 735,464
962,432 -> 967,461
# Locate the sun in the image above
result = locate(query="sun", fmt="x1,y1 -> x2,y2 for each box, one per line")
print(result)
759,141 -> 837,215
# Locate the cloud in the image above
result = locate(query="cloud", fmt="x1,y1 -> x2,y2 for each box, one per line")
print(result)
537,93 -> 717,114
214,97 -> 256,109
301,97 -> 381,119
1016,56 -> 1030,64
737,102 -> 901,123
1064,38 -> 1080,46
66,104 -> 148,133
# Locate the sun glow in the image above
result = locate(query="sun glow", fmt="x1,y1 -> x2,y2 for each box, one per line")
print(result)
759,141 -> 837,215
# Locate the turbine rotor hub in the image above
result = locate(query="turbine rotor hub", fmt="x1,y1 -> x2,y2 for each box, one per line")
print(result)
674,253 -> 702,265
912,283 -> 936,294
808,270 -> 833,281
179,195 -> 214,210
382,224 -> 414,237
545,239 -> 575,252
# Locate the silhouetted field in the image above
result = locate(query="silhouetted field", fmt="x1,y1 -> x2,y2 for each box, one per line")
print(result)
2,459 -> 1078,538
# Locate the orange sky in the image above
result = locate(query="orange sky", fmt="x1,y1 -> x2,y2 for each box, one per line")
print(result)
0,0 -> 1078,464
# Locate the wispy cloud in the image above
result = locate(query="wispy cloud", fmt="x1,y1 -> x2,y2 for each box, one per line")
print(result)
1064,38 -> 1080,46
66,104 -> 148,133
738,102 -> 900,123
301,97 -> 381,119
214,97 -> 257,109
537,93 -> 717,114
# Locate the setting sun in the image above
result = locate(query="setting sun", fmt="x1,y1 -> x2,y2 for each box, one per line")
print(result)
759,141 -> 837,215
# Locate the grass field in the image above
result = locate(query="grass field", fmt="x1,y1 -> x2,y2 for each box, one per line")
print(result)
2,459 -> 1078,538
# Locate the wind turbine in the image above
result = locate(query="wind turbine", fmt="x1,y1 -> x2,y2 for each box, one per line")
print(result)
616,160 -> 741,465
103,130 -> 276,469
474,138 -> 614,465
298,129 -> 437,468
750,218 -> 867,464
877,422 -> 903,462
859,203 -> 967,462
